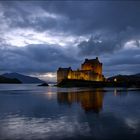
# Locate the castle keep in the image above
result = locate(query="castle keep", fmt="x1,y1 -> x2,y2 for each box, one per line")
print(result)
57,57 -> 105,83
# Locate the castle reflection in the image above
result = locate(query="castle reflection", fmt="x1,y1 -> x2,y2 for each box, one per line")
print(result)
57,89 -> 104,113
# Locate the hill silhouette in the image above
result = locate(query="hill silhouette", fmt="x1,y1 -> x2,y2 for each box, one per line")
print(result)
0,75 -> 21,84
108,73 -> 140,82
2,73 -> 44,84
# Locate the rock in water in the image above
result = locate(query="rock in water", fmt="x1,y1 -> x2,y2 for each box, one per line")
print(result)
38,83 -> 49,86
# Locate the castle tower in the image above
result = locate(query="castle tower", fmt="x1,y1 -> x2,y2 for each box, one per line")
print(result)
81,57 -> 102,75
57,57 -> 105,84
57,67 -> 72,83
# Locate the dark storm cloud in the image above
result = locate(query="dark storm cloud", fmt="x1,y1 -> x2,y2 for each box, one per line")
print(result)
1,1 -> 140,36
0,1 -> 140,76
101,49 -> 140,76
77,35 -> 121,55
0,44 -> 79,73
0,3 -> 58,32
2,1 -> 140,49
2,1 -> 140,35
39,1 -> 140,34
78,26 -> 140,56
107,50 -> 140,66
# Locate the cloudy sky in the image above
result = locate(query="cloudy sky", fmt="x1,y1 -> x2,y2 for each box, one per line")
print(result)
0,0 -> 140,82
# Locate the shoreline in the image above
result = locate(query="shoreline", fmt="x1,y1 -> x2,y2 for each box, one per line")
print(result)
57,79 -> 140,88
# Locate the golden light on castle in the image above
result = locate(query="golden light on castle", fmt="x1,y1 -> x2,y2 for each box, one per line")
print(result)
57,57 -> 105,83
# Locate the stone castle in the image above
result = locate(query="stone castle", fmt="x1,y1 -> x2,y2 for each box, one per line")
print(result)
57,57 -> 105,83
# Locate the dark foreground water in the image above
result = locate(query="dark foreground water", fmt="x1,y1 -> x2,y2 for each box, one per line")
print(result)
0,84 -> 140,140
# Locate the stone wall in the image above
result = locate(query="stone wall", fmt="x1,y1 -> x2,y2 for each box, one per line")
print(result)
57,58 -> 105,83
57,68 -> 71,83
68,70 -> 104,81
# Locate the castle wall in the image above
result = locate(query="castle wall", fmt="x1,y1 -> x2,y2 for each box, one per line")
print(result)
57,58 -> 105,83
81,63 -> 102,75
57,68 -> 70,83
68,70 -> 104,81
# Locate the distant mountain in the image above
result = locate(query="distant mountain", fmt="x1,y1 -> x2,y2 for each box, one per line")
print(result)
108,73 -> 140,82
0,75 -> 21,84
2,73 -> 44,84
133,73 -> 140,77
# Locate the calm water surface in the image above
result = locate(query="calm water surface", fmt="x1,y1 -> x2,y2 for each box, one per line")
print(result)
0,84 -> 140,140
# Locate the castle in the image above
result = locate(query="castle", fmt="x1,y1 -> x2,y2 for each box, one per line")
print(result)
57,57 -> 105,83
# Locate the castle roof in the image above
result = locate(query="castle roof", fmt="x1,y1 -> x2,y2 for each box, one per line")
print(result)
83,57 -> 101,64
58,67 -> 71,71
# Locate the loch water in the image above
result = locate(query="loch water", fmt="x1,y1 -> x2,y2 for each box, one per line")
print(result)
0,84 -> 140,140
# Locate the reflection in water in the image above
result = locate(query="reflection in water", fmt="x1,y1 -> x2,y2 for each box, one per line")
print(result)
113,88 -> 128,96
57,89 -> 104,113
0,84 -> 140,140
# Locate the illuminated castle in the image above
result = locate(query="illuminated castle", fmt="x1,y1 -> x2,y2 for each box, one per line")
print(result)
57,57 -> 105,83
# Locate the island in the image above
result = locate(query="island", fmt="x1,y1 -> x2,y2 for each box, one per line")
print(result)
38,83 -> 49,86
57,57 -> 140,88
